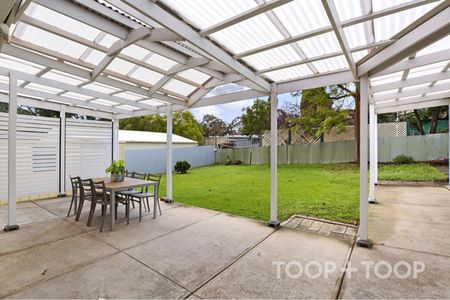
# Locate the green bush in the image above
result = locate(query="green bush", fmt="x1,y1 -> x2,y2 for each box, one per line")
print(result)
174,160 -> 191,174
393,154 -> 415,164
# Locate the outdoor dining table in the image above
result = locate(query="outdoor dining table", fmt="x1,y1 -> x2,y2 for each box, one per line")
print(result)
93,177 -> 159,231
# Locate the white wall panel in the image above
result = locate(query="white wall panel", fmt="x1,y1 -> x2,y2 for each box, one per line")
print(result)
65,119 -> 112,189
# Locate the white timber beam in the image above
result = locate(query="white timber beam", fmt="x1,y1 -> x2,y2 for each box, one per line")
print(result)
235,0 -> 440,58
371,71 -> 450,93
190,89 -> 268,108
4,71 -> 19,231
200,0 -> 293,36
321,0 -> 357,78
91,27 -> 152,80
121,0 -> 271,92
373,84 -> 450,102
0,0 -> 16,24
357,74 -> 371,247
358,4 -> 450,76
375,92 -> 450,110
376,98 -> 450,113
269,83 -> 279,227
0,93 -> 114,119
277,70 -> 356,94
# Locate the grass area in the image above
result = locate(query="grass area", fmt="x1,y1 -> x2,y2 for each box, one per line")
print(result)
159,163 -> 446,224
378,164 -> 447,181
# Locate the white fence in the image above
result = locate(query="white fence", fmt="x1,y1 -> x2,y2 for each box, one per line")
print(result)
0,113 -> 112,202
125,146 -> 215,174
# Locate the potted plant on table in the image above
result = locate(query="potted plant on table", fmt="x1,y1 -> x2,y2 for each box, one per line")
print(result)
106,160 -> 126,182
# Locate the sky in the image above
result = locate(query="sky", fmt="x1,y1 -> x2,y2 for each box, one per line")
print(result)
189,92 -> 299,123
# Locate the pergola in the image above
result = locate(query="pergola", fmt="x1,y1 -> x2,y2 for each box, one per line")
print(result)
1,0 -> 449,245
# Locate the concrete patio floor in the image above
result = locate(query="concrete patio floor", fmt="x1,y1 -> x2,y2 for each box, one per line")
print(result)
0,185 -> 449,299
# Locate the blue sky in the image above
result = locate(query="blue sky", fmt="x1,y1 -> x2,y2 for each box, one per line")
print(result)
189,92 -> 299,123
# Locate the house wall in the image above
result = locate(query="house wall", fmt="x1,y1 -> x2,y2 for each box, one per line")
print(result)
119,142 -> 196,160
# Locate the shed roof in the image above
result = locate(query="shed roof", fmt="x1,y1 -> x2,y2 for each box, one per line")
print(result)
119,130 -> 197,144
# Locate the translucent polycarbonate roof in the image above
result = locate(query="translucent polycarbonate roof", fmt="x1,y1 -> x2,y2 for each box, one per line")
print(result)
0,0 -> 447,118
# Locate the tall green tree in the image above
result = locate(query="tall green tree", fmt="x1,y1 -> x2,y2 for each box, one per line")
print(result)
200,114 -> 229,137
241,98 -> 270,136
120,110 -> 204,144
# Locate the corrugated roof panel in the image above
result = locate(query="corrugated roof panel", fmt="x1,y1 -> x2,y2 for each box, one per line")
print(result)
145,53 -> 178,71
129,67 -> 164,85
263,64 -> 313,82
26,3 -> 100,41
113,91 -> 144,101
373,2 -> 441,41
116,104 -> 140,111
0,54 -> 45,75
27,82 -> 64,94
164,79 -> 197,96
179,69 -> 210,85
106,58 -> 136,75
352,50 -> 368,62
333,0 -> 364,21
243,44 -> 302,70
160,0 -> 256,30
296,32 -> 341,57
61,92 -> 93,101
312,56 -> 348,73
42,70 -> 86,86
98,34 -> 120,48
17,23 -> 88,59
210,13 -> 284,54
343,23 -> 369,48
82,50 -> 106,65
370,71 -> 403,86
434,78 -> 450,86
273,0 -> 330,35
139,99 -> 165,106
91,99 -> 118,106
416,35 -> 450,57
407,61 -> 447,79
83,82 -> 121,94
121,45 -> 151,61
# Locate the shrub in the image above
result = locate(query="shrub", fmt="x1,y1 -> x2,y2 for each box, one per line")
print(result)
393,154 -> 415,164
174,160 -> 191,174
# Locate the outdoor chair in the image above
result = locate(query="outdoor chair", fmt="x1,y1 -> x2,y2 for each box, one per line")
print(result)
87,180 -> 112,232
146,173 -> 162,216
129,173 -> 162,219
67,176 -> 81,217
75,178 -> 94,222
124,172 -> 147,221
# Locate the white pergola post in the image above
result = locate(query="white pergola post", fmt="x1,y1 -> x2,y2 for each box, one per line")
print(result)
368,102 -> 376,203
166,105 -> 173,202
59,105 -> 66,196
4,72 -> 19,231
374,112 -> 378,185
357,75 -> 372,247
112,117 -> 119,162
448,105 -> 450,187
268,83 -> 279,227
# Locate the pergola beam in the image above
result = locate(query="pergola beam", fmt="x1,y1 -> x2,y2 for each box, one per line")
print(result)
375,91 -> 450,109
91,27 -> 152,80
371,71 -> 450,93
321,0 -> 357,77
200,0 -> 293,36
358,5 -> 450,75
190,89 -> 268,108
235,0 -> 440,59
121,0 -> 271,92
376,98 -> 450,113
373,84 -> 450,102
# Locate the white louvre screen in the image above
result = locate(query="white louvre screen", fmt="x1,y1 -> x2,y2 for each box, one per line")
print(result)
0,113 -> 60,201
66,119 -> 112,189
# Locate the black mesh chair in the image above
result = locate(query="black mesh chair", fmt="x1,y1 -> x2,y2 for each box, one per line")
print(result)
67,176 -> 81,217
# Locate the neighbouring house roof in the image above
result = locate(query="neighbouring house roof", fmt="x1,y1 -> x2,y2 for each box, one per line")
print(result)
119,130 -> 197,144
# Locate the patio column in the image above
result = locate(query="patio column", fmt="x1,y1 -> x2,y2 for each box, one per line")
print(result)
166,105 -> 173,202
357,75 -> 372,248
374,112 -> 378,185
448,105 -> 450,186
4,72 -> 19,231
269,83 -> 279,227
368,102 -> 376,203
112,117 -> 119,162
59,106 -> 66,197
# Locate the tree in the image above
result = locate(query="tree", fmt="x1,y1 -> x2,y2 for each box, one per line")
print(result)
228,116 -> 242,135
408,106 -> 449,135
201,114 -> 229,137
241,98 -> 270,136
120,110 -> 204,144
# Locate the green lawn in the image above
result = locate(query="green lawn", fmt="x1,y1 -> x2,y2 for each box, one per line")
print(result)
159,163 -> 446,224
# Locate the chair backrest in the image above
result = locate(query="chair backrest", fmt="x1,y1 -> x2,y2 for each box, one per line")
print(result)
91,180 -> 107,202
79,178 -> 93,199
69,176 -> 80,195
125,170 -> 134,178
148,173 -> 161,185
132,172 -> 147,192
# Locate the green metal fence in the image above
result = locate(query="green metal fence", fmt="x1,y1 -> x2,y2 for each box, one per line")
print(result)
216,133 -> 449,165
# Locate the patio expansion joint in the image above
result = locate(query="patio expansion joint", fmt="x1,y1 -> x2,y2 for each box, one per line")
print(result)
332,237 -> 357,299
182,227 -> 279,299
373,243 -> 450,259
